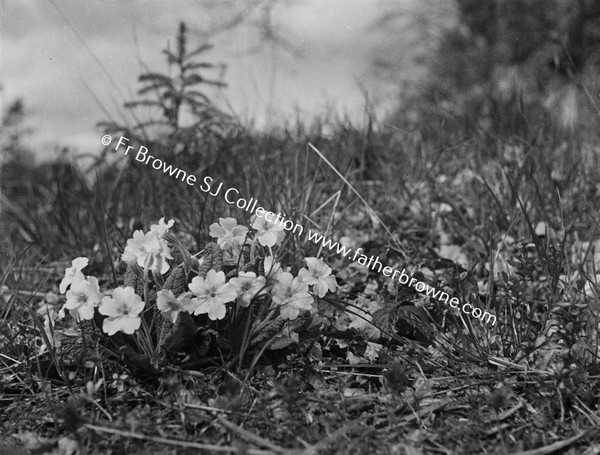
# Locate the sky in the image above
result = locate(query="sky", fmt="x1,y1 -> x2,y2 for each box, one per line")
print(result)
1,0 -> 434,159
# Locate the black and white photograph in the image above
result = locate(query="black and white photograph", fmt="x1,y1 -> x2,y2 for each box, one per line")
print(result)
2,1 -> 600,453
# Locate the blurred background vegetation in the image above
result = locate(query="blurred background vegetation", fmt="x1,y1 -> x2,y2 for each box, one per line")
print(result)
3,0 -> 599,259
0,0 -> 597,312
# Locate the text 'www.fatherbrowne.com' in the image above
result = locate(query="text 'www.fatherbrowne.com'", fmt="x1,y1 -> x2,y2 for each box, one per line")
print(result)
305,229 -> 497,327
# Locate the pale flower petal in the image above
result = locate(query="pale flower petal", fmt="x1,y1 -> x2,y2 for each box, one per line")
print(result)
103,315 -> 141,336
209,217 -> 248,249
157,289 -> 184,323
229,272 -> 266,306
206,300 -> 227,320
298,257 -> 337,297
122,227 -> 173,274
205,269 -> 226,288
271,272 -> 314,320
188,270 -> 236,320
64,276 -> 102,321
149,217 -> 175,236
76,301 -> 96,320
180,294 -> 200,313
251,213 -> 285,247
279,303 -> 300,320
188,276 -> 206,296
59,257 -> 89,294
98,286 -> 144,335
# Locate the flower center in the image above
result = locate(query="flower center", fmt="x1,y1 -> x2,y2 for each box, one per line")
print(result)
77,293 -> 88,304
210,292 -> 217,298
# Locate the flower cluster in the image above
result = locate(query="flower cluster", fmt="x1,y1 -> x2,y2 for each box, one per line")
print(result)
209,217 -> 248,263
59,257 -> 102,322
57,216 -> 338,337
58,256 -> 146,335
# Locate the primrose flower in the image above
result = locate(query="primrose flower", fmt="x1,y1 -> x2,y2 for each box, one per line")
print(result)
59,257 -> 89,294
263,256 -> 283,280
271,272 -> 314,320
209,217 -> 248,249
251,212 -> 285,247
121,230 -> 144,263
156,290 -> 181,323
178,292 -> 199,313
187,270 -> 238,320
229,272 -> 266,307
141,235 -> 173,274
149,217 -> 175,236
99,287 -> 145,335
298,257 -> 338,297
122,228 -> 173,274
63,276 -> 102,321
157,290 -> 198,323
